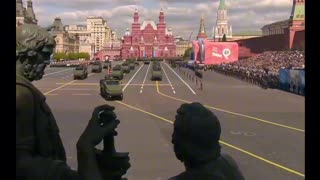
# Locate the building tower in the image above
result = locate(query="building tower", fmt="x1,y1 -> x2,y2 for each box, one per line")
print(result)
197,15 -> 208,39
16,0 -> 24,17
16,0 -> 37,26
52,17 -> 65,32
289,0 -> 305,49
157,8 -> 166,38
16,0 -> 25,26
132,8 -> 140,37
26,0 -> 37,24
213,0 -> 232,39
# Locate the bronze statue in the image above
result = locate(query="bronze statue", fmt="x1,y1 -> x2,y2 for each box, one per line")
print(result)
169,103 -> 245,180
16,24 -> 130,180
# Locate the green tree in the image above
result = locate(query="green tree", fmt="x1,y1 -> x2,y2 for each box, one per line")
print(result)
67,52 -> 76,60
183,47 -> 193,60
222,34 -> 227,42
79,52 -> 90,60
53,52 -> 67,61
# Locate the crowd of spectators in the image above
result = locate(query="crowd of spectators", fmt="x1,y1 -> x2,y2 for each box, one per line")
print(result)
212,50 -> 305,89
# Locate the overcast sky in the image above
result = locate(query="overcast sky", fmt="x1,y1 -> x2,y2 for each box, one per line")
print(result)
29,0 -> 293,40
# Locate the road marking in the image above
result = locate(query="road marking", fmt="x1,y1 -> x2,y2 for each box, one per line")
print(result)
155,81 -> 304,133
115,100 -> 304,178
141,63 -> 151,93
72,93 -> 91,95
45,94 -> 58,96
163,62 -> 196,94
44,73 -> 95,95
123,65 -> 144,92
56,83 -> 100,86
161,64 -> 176,94
55,83 -> 170,86
39,88 -> 98,91
44,80 -> 77,95
43,68 -> 73,77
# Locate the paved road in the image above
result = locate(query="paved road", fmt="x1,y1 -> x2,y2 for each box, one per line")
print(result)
32,62 -> 305,180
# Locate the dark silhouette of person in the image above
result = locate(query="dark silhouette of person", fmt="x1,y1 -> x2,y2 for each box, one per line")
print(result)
16,24 -> 129,180
169,103 -> 245,180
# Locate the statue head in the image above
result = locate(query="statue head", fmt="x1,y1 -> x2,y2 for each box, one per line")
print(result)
172,102 -> 221,168
16,24 -> 56,81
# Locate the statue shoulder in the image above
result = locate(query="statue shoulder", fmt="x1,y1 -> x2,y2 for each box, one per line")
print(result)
16,84 -> 34,114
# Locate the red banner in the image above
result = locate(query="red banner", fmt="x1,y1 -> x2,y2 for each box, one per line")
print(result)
192,40 -> 239,65
204,41 -> 239,65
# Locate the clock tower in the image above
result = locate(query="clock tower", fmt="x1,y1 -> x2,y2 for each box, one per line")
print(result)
289,0 -> 305,49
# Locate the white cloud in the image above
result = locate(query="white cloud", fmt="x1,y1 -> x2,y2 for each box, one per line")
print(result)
33,0 -> 294,39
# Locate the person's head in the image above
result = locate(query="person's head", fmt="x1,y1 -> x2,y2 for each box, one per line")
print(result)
172,102 -> 221,167
16,24 -> 56,81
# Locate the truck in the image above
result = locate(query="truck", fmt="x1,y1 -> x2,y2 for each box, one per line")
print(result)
100,76 -> 123,100
73,65 -> 88,80
151,65 -> 162,81
91,61 -> 102,73
122,63 -> 130,73
111,65 -> 124,80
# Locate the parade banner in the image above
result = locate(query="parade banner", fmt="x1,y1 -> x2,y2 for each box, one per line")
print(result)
203,41 -> 239,65
192,40 -> 239,65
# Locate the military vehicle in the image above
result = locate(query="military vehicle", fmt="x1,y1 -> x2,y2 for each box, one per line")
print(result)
73,65 -> 88,79
100,76 -> 123,100
91,61 -> 102,73
171,62 -> 177,68
153,61 -> 160,67
122,63 -> 130,73
151,65 -> 162,81
128,59 -> 139,66
111,65 -> 124,80
144,59 -> 150,64
103,60 -> 111,69
129,62 -> 135,70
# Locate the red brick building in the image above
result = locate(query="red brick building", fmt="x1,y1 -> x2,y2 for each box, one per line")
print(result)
94,41 -> 121,60
121,9 -> 176,59
234,0 -> 305,57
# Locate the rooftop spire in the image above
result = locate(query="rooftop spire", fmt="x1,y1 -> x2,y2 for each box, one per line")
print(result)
197,15 -> 207,39
16,0 -> 24,17
52,17 -> 64,32
199,16 -> 206,34
26,0 -> 37,23
134,8 -> 139,23
218,0 -> 227,10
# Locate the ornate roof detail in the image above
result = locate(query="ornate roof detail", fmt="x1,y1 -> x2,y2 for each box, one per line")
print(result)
140,21 -> 157,30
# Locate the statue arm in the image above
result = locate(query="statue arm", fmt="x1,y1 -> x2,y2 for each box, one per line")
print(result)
77,144 -> 103,180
